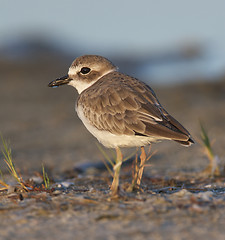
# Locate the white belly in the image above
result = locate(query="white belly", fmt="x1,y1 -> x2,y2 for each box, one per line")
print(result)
76,105 -> 163,148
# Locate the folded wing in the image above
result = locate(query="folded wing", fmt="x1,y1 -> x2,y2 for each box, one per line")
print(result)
78,72 -> 194,146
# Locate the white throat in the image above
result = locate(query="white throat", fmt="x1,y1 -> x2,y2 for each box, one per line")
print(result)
68,79 -> 98,94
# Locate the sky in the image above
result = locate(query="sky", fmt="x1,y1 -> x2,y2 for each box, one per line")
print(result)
1,0 -> 225,82
0,0 -> 225,55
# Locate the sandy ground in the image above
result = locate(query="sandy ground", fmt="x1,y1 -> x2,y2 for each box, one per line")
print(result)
0,57 -> 225,240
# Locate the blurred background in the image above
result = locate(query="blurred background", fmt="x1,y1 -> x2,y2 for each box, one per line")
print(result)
0,0 -> 224,173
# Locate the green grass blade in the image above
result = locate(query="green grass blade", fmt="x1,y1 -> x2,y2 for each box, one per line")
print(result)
42,164 -> 50,189
96,143 -> 114,167
1,134 -> 27,190
200,121 -> 214,158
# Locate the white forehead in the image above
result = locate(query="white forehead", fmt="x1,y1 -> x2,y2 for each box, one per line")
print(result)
68,67 -> 78,75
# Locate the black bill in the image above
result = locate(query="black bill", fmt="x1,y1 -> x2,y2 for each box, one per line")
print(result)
48,75 -> 72,87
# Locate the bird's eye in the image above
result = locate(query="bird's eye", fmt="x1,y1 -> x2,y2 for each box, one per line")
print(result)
80,67 -> 91,74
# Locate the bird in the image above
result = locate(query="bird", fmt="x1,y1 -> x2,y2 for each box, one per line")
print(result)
48,55 -> 194,196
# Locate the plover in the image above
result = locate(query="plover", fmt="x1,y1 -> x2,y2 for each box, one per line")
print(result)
48,55 -> 194,196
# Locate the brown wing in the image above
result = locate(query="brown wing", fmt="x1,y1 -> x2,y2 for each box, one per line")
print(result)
78,72 -> 193,144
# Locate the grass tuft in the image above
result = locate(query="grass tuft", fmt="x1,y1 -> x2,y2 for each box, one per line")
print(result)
96,143 -> 114,177
42,164 -> 50,189
0,135 -> 28,191
200,122 -> 220,177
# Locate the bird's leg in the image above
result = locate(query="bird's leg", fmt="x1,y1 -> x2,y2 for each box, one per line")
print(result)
136,146 -> 147,187
111,147 -> 123,197
129,146 -> 148,192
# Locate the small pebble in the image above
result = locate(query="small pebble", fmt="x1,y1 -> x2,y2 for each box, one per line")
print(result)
196,191 -> 213,201
173,189 -> 192,197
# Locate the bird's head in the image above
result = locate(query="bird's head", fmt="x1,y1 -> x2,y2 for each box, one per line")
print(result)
48,55 -> 117,94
